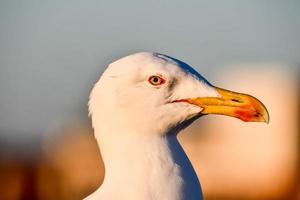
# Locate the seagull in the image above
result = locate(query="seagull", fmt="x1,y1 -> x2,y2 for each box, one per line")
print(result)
85,52 -> 269,200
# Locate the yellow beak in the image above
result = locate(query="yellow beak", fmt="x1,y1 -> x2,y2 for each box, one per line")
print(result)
186,87 -> 269,123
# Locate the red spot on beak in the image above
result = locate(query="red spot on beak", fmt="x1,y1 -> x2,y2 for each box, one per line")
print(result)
234,109 -> 258,122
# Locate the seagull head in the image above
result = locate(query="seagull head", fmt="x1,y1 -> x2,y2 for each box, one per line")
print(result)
86,52 -> 269,200
89,52 -> 269,136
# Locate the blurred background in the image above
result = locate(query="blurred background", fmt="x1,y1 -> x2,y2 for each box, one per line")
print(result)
0,0 -> 299,199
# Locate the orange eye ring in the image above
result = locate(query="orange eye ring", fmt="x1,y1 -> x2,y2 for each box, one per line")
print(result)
148,75 -> 166,86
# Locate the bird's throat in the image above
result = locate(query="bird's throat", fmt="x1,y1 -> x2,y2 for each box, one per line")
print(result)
94,133 -> 183,199
166,133 -> 203,200
87,128 -> 203,200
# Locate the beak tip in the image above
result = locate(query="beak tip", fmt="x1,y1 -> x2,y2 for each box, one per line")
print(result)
263,118 -> 269,124
255,109 -> 269,124
263,113 -> 270,124
261,105 -> 270,124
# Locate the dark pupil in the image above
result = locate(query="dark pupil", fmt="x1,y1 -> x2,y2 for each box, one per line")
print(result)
153,77 -> 159,83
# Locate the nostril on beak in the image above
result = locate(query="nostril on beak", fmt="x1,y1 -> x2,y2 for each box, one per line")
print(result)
231,99 -> 242,103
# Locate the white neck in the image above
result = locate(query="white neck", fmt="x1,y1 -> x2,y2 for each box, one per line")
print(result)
85,125 -> 203,200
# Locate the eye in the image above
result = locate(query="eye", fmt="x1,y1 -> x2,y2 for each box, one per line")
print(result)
148,75 -> 166,86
